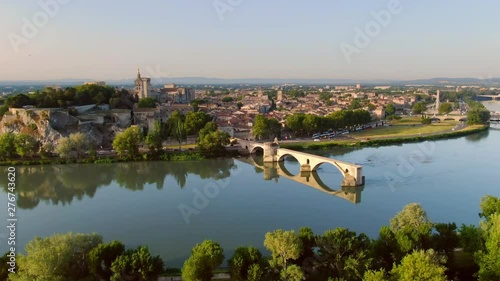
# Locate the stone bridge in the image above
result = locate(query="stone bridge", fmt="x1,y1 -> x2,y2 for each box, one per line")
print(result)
236,157 -> 364,204
429,115 -> 467,122
237,139 -> 365,187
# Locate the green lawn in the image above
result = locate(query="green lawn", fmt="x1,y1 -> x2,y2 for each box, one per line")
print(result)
163,143 -> 197,149
350,123 -> 457,139
389,116 -> 423,125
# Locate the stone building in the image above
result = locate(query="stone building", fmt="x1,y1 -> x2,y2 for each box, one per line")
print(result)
134,69 -> 152,99
159,83 -> 194,104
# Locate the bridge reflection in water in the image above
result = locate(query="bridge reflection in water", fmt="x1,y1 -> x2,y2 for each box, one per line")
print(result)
236,156 -> 364,204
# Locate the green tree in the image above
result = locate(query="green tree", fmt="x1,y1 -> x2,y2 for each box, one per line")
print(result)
0,132 -> 16,160
264,229 -> 303,270
467,101 -> 491,125
303,114 -> 319,136
363,269 -> 388,281
432,223 -> 459,255
476,213 -> 500,281
390,249 -> 448,281
479,195 -> 500,220
439,102 -> 453,114
367,103 -> 377,111
286,113 -> 305,136
371,225 -> 400,272
279,264 -> 305,281
185,111 -> 212,135
182,240 -> 225,281
145,121 -> 163,155
385,104 -> 396,116
56,136 -> 73,158
267,118 -> 282,139
389,203 -> 433,254
228,246 -> 262,281
315,228 -> 372,280
166,111 -> 186,148
247,263 -> 265,281
252,115 -> 269,140
0,252 -> 10,281
349,98 -> 362,110
458,224 -> 484,254
222,96 -> 234,102
14,133 -> 38,158
197,122 -> 229,157
110,246 -> 164,281
11,233 -> 102,281
412,102 -> 427,115
173,119 -> 187,149
237,102 -> 243,109
89,241 -> 125,280
69,132 -> 91,159
192,102 -> 199,112
112,126 -> 144,159
39,142 -> 55,158
55,132 -> 91,159
295,227 -> 315,266
137,97 -> 157,108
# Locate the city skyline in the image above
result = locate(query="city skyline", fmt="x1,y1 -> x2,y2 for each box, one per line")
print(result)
1,0 -> 499,81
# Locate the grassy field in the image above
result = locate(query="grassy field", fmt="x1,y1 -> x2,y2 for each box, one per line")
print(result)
163,143 -> 197,149
280,118 -> 474,149
388,116 -> 423,125
350,122 -> 457,139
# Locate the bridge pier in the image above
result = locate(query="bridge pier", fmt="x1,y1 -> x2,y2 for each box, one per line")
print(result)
262,142 -> 279,163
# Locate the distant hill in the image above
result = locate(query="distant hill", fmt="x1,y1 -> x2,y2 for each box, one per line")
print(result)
1,77 -> 499,87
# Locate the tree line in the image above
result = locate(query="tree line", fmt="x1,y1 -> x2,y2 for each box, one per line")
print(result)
3,195 -> 498,281
283,110 -> 372,137
467,101 -> 491,125
0,85 -> 136,117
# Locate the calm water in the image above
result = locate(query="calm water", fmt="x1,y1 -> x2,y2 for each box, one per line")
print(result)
1,104 -> 499,267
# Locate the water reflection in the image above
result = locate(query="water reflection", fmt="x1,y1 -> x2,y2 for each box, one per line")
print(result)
236,156 -> 364,204
465,129 -> 490,142
0,159 -> 237,209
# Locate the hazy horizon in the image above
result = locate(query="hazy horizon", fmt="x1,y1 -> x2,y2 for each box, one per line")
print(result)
1,0 -> 499,81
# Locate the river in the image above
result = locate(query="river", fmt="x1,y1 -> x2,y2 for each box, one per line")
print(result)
0,103 -> 499,267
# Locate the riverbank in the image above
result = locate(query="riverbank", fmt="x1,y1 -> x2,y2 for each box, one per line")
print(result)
280,124 -> 488,151
0,123 -> 488,166
0,150 -> 211,166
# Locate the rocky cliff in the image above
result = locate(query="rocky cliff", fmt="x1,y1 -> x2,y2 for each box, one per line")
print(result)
0,108 -> 129,148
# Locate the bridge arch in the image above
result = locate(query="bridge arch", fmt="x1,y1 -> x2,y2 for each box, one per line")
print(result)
312,161 -> 349,175
250,146 -> 264,154
277,153 -> 300,163
277,161 -> 297,177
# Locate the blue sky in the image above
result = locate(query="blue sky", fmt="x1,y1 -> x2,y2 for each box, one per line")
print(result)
1,0 -> 499,80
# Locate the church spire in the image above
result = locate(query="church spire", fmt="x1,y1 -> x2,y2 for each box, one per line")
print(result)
137,68 -> 141,78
